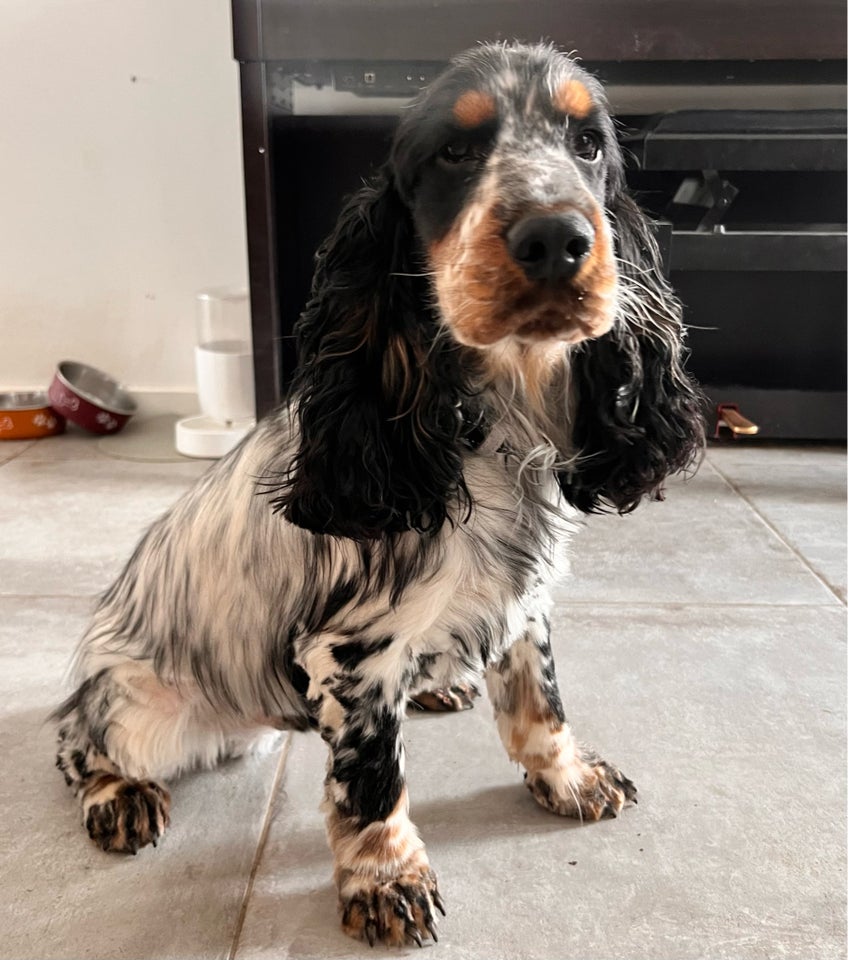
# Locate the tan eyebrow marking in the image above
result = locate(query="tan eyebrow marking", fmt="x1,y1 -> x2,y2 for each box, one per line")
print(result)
552,79 -> 593,119
452,90 -> 497,128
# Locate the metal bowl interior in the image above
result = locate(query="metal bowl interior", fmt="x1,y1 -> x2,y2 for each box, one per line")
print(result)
0,391 -> 52,411
56,361 -> 137,416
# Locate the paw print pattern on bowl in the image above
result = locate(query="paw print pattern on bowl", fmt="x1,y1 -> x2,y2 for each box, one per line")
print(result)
95,412 -> 119,432
52,393 -> 80,412
32,412 -> 58,430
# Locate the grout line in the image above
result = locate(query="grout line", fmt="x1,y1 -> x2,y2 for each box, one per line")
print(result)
0,441 -> 36,467
706,458 -> 846,607
228,730 -> 294,960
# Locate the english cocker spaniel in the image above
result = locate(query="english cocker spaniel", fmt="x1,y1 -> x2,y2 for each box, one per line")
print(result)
54,42 -> 703,947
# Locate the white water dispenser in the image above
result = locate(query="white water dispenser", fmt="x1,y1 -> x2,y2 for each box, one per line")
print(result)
175,288 -> 256,458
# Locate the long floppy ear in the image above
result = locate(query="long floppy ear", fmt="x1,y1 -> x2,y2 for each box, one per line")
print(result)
272,169 -> 476,539
559,190 -> 705,514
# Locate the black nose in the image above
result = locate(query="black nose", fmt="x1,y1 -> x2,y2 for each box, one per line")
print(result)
506,213 -> 595,282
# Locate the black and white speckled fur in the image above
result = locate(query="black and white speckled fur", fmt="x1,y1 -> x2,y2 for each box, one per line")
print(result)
53,42 -> 703,948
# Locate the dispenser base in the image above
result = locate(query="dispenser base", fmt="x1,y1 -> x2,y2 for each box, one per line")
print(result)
175,415 -> 255,459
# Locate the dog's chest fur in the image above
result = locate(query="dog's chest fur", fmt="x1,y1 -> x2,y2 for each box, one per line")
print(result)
263,407 -> 578,700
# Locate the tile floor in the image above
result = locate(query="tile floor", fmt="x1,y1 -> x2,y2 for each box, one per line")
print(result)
0,422 -> 845,960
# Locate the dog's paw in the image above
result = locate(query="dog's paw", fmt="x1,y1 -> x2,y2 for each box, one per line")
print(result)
83,775 -> 170,854
408,683 -> 479,713
339,867 -> 445,947
526,755 -> 637,821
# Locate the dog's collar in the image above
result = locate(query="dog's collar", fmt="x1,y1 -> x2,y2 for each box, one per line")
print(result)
462,412 -> 508,456
476,422 -> 509,456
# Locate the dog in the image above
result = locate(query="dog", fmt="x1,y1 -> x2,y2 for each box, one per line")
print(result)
54,42 -> 703,948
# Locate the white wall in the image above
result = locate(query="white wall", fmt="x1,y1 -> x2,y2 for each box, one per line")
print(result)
0,0 -> 248,392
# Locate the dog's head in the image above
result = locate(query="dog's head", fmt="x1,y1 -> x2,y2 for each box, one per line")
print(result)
394,44 -> 619,349
275,43 -> 704,538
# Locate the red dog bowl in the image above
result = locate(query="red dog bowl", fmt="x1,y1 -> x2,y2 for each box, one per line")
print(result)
48,361 -> 137,435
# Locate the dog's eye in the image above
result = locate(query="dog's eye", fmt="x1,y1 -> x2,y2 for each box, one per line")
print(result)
439,142 -> 477,165
573,131 -> 602,162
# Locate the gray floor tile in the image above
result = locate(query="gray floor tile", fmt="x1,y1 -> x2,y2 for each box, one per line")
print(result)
234,604 -> 846,960
11,427 -> 117,461
0,597 -> 284,960
0,458 -> 210,597
0,439 -> 34,464
707,445 -> 847,601
1,437 -> 843,959
562,461 -> 839,606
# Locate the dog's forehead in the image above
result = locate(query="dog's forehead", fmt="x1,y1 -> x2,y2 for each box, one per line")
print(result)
419,46 -> 603,127
391,45 -> 612,201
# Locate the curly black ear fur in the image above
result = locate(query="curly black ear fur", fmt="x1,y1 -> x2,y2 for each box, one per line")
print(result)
273,169 -> 478,539
559,191 -> 705,513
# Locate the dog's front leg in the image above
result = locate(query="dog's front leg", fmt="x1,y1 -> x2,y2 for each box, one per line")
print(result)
487,617 -> 637,821
301,640 -> 444,947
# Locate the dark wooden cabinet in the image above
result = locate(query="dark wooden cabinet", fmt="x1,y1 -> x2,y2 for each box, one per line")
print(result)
232,0 -> 847,438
